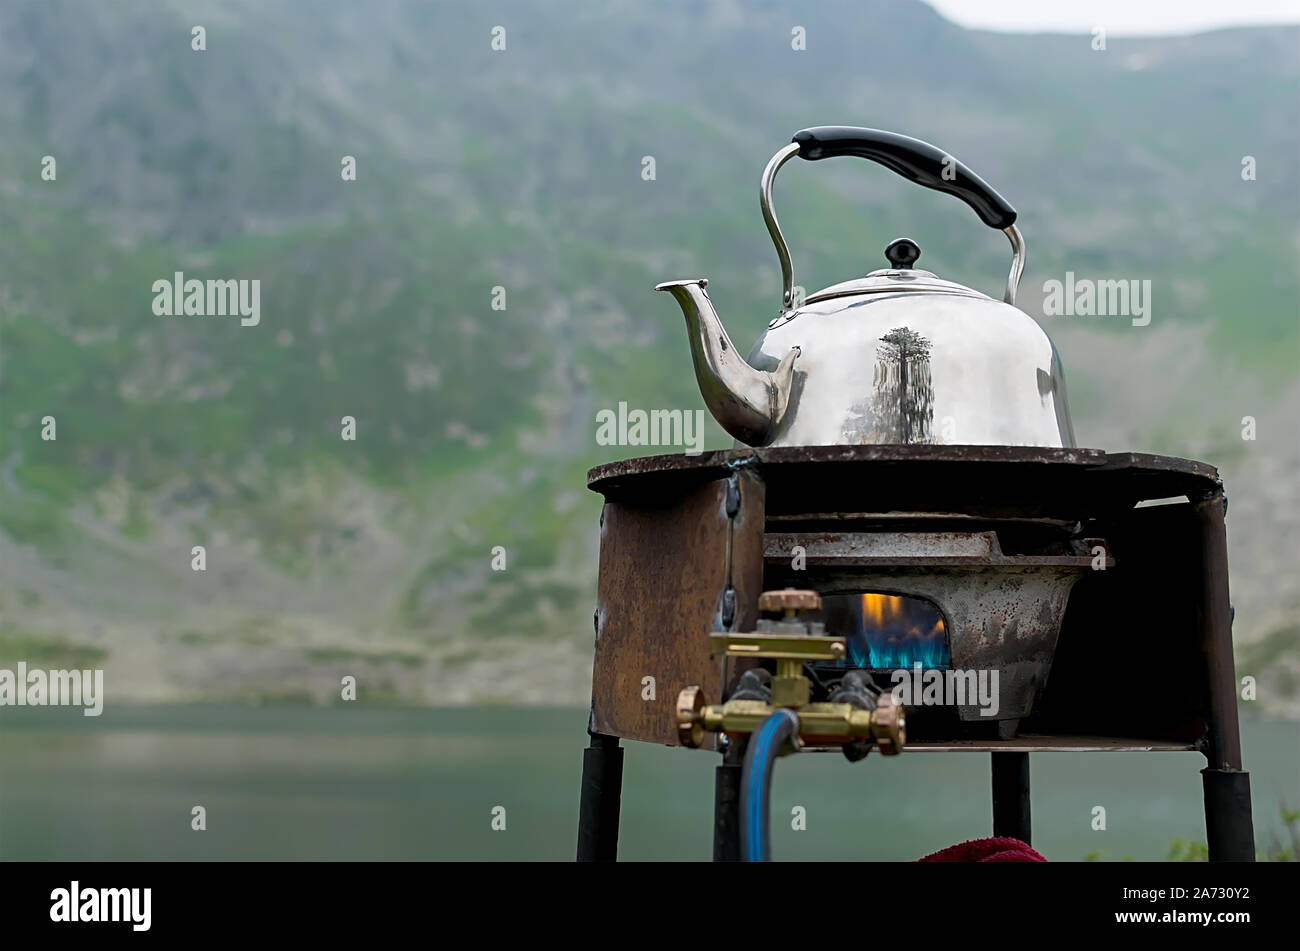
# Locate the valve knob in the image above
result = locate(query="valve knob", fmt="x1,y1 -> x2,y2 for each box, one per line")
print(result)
872,692 -> 906,756
676,685 -> 707,748
757,588 -> 822,614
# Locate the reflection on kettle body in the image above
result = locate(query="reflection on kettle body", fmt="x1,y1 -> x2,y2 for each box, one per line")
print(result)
840,326 -> 936,444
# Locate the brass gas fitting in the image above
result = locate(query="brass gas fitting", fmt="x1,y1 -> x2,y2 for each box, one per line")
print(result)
676,588 -> 906,754
676,687 -> 905,754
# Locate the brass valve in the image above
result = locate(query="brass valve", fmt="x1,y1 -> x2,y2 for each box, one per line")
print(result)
678,687 -> 905,754
676,588 -> 906,755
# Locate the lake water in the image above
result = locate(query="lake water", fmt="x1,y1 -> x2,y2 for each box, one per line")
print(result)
0,706 -> 1295,861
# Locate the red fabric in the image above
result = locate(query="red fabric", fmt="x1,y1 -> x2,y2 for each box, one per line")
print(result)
917,836 -> 1047,863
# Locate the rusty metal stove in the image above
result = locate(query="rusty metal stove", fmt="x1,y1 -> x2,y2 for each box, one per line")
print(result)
575,445 -> 1255,862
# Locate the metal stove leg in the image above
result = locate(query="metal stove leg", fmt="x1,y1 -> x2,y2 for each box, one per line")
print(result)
991,751 -> 1031,845
713,739 -> 743,862
577,733 -> 623,862
1202,769 -> 1254,862
1194,494 -> 1255,862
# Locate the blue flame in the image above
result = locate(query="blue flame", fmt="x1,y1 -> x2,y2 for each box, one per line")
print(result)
843,594 -> 951,670
864,632 -> 949,670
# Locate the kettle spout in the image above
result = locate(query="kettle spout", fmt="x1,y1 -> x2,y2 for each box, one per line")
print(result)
655,279 -> 799,446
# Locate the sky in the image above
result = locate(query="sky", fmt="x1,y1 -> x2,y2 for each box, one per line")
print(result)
923,0 -> 1300,36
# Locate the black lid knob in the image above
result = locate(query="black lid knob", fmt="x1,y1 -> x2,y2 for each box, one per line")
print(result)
884,237 -> 921,269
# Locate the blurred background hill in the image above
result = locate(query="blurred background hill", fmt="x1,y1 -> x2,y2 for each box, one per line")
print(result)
1,0 -> 1297,711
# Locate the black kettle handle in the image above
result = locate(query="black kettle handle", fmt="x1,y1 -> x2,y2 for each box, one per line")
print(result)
760,127 -> 1025,311
792,126 -> 1016,230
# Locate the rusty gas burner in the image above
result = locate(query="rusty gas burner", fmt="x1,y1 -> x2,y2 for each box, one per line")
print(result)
575,446 -> 1255,863
764,527 -> 1112,737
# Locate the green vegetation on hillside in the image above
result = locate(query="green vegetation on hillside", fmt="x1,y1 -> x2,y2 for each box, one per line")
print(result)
1,0 -> 1296,704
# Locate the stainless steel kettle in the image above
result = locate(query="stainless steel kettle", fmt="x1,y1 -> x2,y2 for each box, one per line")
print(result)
657,126 -> 1075,448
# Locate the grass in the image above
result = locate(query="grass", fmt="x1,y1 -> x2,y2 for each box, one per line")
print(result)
0,631 -> 108,669
1085,805 -> 1298,862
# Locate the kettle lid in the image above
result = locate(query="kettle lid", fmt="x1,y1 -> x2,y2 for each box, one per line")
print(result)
801,237 -> 990,306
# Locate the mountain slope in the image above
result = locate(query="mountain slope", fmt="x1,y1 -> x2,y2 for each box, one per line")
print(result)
1,0 -> 1297,709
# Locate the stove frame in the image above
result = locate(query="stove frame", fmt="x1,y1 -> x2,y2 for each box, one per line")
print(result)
575,446 -> 1254,862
